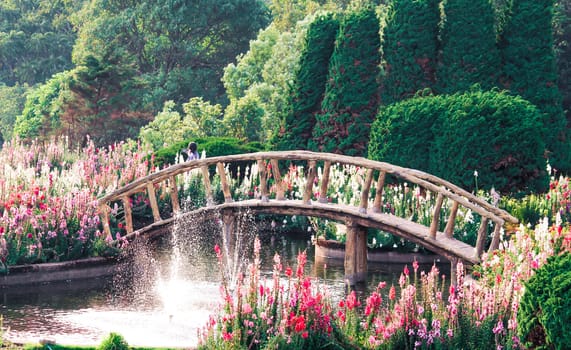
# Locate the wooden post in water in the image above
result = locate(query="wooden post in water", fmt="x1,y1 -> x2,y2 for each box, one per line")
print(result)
344,220 -> 368,285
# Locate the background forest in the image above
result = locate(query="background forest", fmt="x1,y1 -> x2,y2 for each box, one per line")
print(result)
0,0 -> 570,192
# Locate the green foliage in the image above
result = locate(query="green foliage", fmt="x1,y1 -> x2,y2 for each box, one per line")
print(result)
380,0 -> 439,104
223,17 -> 312,144
14,71 -> 70,140
223,25 -> 280,101
554,0 -> 570,140
140,98 -> 224,151
73,0 -> 270,111
310,7 -> 381,156
98,332 -> 129,350
223,94 -> 264,142
63,54 -> 151,146
274,12 -> 339,151
0,0 -> 78,86
437,0 -> 500,94
518,253 -> 571,350
369,95 -> 442,172
0,83 -> 28,141
369,89 -> 549,194
500,0 -> 571,173
152,137 -> 264,168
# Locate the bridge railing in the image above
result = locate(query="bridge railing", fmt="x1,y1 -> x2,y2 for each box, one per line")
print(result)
97,151 -> 518,257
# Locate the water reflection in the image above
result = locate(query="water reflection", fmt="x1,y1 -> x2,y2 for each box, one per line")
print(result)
1,230 -> 448,348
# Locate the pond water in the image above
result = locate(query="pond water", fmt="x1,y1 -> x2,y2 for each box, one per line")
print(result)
1,213 -> 449,348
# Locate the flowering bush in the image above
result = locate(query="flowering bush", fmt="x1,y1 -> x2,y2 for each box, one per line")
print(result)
200,204 -> 571,349
198,236 -> 351,349
0,137 -> 153,267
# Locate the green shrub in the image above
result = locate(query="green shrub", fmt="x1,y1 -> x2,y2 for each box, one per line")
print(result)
98,332 -> 129,350
275,12 -> 339,151
518,253 -> 571,350
437,0 -> 500,94
500,0 -> 570,173
380,0 -> 439,104
369,89 -> 549,194
310,7 -> 381,156
152,137 -> 265,168
369,94 -> 443,172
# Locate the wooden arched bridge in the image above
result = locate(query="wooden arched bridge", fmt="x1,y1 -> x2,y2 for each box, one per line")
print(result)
98,151 -> 518,283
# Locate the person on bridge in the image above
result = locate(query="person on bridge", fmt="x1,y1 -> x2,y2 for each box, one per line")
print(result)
184,141 -> 200,161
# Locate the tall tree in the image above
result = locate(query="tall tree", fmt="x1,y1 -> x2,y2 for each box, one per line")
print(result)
380,0 -> 439,104
73,0 -> 270,110
60,54 -> 151,146
437,0 -> 500,94
0,0 -> 80,86
500,0 -> 570,172
310,7 -> 381,156
274,12 -> 339,150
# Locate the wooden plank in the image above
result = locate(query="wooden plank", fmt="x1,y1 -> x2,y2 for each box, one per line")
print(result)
257,159 -> 269,202
217,162 -> 233,203
444,201 -> 459,238
359,168 -> 374,213
318,161 -> 331,203
169,175 -> 181,214
146,183 -> 162,222
429,193 -> 444,239
121,196 -> 134,234
303,160 -> 317,204
270,159 -> 285,200
372,171 -> 386,213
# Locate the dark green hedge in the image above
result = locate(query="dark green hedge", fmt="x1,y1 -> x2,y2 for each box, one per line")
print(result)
309,7 -> 381,156
368,89 -> 549,194
152,137 -> 265,168
518,253 -> 571,350
437,0 -> 500,94
380,0 -> 439,104
274,12 -> 339,151
500,0 -> 570,173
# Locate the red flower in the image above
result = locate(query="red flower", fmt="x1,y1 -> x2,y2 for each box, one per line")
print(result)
285,266 -> 293,277
389,285 -> 396,301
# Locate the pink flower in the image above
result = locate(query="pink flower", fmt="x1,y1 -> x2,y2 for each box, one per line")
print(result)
389,285 -> 396,301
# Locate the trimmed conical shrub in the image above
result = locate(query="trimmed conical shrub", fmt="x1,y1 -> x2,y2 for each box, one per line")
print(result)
381,0 -> 439,104
437,0 -> 501,94
274,13 -> 339,151
309,8 -> 381,156
500,0 -> 570,173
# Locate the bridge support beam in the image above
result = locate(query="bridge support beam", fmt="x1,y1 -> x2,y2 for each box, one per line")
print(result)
344,221 -> 367,285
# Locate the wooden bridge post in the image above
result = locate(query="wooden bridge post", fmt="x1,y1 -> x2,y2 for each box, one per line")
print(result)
318,161 -> 331,203
221,210 -> 236,253
344,220 -> 368,285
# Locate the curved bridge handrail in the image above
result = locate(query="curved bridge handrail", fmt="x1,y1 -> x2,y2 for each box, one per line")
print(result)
97,150 -> 518,263
98,151 -> 517,223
